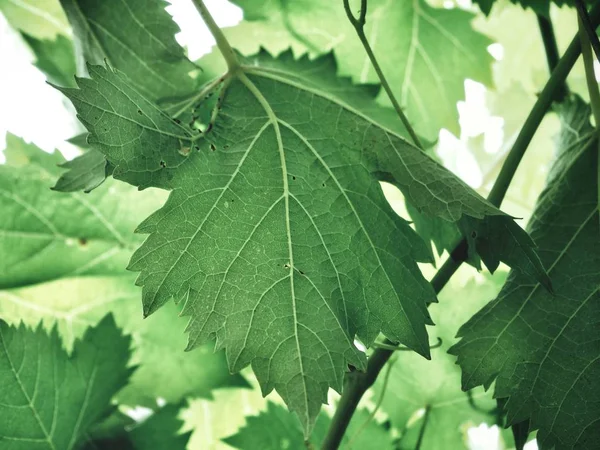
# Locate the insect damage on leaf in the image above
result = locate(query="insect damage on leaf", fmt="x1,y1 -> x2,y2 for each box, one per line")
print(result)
58,48 -> 549,434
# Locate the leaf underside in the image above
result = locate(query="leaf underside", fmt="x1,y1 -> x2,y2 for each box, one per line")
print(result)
58,50 -> 547,433
450,97 -> 600,450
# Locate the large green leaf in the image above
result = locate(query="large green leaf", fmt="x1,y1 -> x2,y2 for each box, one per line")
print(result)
58,51 -> 547,433
228,0 -> 493,139
450,97 -> 600,449
0,0 -> 68,39
374,269 -> 507,449
0,315 -> 132,449
223,402 -> 394,450
0,134 -> 161,289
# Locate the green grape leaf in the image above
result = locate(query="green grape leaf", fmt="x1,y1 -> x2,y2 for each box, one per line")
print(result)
449,97 -> 600,449
58,51 -> 547,433
0,0 -> 68,39
0,314 -> 132,450
84,404 -> 191,450
21,33 -> 76,88
0,134 -> 163,289
228,0 -> 493,139
52,149 -> 113,193
223,402 -> 393,450
374,269 -> 508,450
58,0 -> 199,101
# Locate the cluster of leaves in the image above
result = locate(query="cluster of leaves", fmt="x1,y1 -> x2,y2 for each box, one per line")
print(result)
0,0 -> 598,449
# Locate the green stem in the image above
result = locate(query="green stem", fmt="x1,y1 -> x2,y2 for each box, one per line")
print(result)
575,0 -> 600,64
579,16 -> 600,126
342,0 -> 423,149
321,4 -> 600,449
414,405 -> 431,450
488,1 -> 600,207
537,14 -> 569,101
191,0 -> 239,71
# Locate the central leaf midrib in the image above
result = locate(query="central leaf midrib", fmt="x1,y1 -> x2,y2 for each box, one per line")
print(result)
237,72 -> 309,424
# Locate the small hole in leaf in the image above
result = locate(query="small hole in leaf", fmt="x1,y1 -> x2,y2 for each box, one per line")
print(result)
159,160 -> 166,168
210,144 -> 216,151
78,237 -> 88,247
292,176 -> 296,180
471,231 -> 477,239
172,118 -> 181,124
322,183 -> 326,187
137,109 -> 142,115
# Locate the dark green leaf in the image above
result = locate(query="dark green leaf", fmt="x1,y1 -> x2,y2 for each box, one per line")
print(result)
0,314 -> 132,450
58,50 -> 550,432
450,97 -> 600,450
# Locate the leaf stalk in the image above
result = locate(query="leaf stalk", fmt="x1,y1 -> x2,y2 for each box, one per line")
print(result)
191,0 -> 239,71
342,0 -> 423,149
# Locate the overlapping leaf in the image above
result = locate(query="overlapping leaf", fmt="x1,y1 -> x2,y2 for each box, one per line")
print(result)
450,97 -> 600,450
57,49 -> 548,432
229,0 -> 493,139
0,315 -> 132,449
224,402 -> 394,450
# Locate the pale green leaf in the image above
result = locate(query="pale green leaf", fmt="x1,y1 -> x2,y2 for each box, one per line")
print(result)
0,0 -> 68,39
58,52 -> 546,433
0,134 -> 162,289
0,315 -> 132,450
229,0 -> 493,139
52,149 -> 112,193
450,97 -> 600,450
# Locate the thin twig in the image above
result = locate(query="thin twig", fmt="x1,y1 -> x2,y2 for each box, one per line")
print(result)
345,355 -> 397,449
342,0 -> 423,149
321,4 -> 600,449
414,405 -> 431,450
537,14 -> 569,101
575,0 -> 600,64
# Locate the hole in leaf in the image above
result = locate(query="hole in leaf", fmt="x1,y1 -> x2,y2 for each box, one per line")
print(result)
159,160 -> 166,168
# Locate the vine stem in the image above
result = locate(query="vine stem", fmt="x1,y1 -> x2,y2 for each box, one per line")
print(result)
537,14 -> 569,101
342,0 -> 423,149
191,0 -> 239,71
575,0 -> 600,64
321,3 -> 600,449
